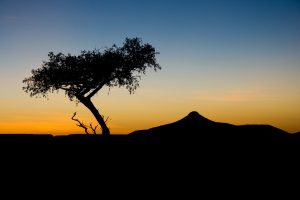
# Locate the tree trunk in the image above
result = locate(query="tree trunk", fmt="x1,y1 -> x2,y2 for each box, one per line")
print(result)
78,97 -> 110,136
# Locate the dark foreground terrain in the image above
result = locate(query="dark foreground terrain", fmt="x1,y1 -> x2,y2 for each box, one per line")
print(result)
0,112 -> 298,147
1,112 -> 298,188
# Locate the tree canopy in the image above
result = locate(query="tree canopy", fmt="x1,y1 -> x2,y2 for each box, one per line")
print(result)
23,38 -> 161,101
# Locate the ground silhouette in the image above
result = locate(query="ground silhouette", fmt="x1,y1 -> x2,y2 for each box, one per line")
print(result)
131,111 -> 290,146
0,111 -> 297,147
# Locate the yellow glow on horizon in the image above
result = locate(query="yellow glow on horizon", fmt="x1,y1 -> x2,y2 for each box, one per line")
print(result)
0,89 -> 299,135
0,71 -> 300,135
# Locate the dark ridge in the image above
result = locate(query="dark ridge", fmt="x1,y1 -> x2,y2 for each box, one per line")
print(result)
130,112 -> 289,146
0,112 -> 297,147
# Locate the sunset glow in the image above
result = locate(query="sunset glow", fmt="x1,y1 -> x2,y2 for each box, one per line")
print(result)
0,0 -> 299,134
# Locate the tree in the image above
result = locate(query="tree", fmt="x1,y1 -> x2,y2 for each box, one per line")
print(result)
23,38 -> 161,136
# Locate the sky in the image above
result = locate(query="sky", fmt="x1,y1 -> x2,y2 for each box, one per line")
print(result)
0,0 -> 299,134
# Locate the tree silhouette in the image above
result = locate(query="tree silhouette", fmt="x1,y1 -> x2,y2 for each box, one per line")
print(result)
23,38 -> 161,136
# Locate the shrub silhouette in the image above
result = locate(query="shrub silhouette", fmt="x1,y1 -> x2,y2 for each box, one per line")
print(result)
23,38 -> 161,135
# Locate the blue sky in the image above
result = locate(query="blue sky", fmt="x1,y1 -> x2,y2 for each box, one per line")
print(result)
0,0 -> 300,133
1,0 -> 299,55
1,0 -> 299,78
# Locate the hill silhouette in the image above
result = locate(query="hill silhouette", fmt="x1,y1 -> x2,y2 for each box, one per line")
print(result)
131,111 -> 289,146
0,111 -> 297,147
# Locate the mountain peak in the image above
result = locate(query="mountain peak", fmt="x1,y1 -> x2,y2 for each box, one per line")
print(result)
186,111 -> 209,120
188,111 -> 202,118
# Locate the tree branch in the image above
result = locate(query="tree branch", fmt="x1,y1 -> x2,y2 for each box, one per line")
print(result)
102,115 -> 110,123
86,84 -> 104,99
71,112 -> 89,135
89,123 -> 98,135
79,87 -> 92,97
60,87 -> 68,91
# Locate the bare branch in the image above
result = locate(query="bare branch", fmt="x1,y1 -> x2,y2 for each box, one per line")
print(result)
71,112 -> 89,135
101,115 -> 110,123
89,123 -> 98,135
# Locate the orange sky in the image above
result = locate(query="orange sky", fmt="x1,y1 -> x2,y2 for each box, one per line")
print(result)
0,0 -> 299,135
0,69 -> 300,135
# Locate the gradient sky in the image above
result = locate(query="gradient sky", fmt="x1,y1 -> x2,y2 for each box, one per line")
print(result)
0,0 -> 299,134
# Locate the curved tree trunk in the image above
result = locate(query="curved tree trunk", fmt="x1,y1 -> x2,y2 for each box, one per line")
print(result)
78,97 -> 110,136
